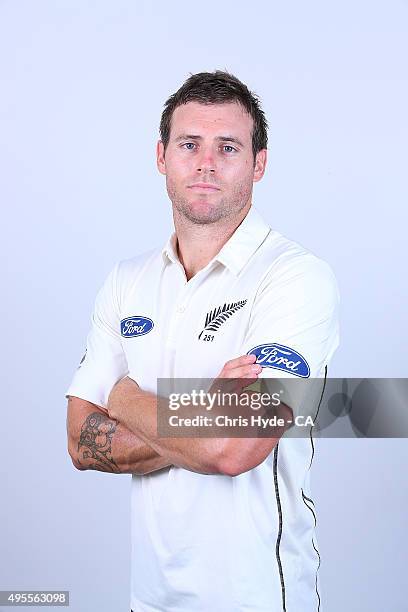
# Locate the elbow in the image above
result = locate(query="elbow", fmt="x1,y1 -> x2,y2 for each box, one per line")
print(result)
71,455 -> 86,471
212,445 -> 250,477
214,440 -> 279,477
67,440 -> 86,471
216,457 -> 251,477
69,451 -> 85,471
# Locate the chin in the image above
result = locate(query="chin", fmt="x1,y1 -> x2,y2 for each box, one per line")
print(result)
183,200 -> 224,225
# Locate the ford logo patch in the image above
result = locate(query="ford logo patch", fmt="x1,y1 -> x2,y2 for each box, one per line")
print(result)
247,343 -> 310,378
120,316 -> 154,338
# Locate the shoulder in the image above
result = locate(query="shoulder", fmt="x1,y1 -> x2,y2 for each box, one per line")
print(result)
256,231 -> 339,304
103,248 -> 163,310
116,247 -> 162,279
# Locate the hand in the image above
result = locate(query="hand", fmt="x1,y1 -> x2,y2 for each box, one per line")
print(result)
210,353 -> 262,395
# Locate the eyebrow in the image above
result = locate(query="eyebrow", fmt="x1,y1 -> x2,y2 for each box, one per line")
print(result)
174,134 -> 245,147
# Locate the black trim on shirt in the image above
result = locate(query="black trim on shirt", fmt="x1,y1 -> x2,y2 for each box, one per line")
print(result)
304,364 -> 328,612
273,443 -> 286,611
308,365 -> 328,470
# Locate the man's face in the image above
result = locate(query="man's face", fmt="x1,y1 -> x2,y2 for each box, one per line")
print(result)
157,101 -> 267,225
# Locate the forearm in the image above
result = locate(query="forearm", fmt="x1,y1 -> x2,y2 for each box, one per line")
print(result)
107,377 -> 293,476
67,398 -> 172,475
107,381 -> 226,474
107,378 -> 249,475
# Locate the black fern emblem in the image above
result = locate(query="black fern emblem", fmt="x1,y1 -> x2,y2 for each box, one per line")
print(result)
198,300 -> 247,340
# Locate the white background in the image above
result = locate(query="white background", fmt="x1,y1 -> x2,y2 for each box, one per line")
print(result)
1,1 -> 407,610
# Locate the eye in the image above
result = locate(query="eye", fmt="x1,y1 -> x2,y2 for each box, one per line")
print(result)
182,142 -> 196,150
222,145 -> 236,153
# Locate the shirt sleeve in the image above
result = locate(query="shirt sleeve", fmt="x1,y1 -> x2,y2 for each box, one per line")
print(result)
65,263 -> 129,411
242,254 -> 340,419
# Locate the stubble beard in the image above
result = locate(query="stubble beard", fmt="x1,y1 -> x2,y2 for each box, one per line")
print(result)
167,177 -> 253,226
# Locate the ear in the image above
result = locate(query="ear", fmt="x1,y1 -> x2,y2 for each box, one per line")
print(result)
253,149 -> 267,183
156,140 -> 166,175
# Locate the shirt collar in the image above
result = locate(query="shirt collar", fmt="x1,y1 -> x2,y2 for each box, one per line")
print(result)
161,206 -> 271,276
215,206 -> 271,275
161,232 -> 179,265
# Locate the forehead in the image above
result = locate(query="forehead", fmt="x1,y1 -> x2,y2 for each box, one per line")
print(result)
170,101 -> 253,142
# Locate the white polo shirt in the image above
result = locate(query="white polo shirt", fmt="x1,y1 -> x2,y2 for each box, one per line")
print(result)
67,206 -> 339,612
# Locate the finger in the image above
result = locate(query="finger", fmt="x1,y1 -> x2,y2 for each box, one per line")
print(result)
219,363 -> 261,380
212,377 -> 253,394
222,354 -> 256,371
212,369 -> 261,397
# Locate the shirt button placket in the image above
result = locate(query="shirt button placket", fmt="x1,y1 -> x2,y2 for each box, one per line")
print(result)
167,293 -> 189,346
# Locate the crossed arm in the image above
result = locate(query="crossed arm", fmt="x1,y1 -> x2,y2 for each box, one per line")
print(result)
67,354 -> 291,477
66,396 -> 171,475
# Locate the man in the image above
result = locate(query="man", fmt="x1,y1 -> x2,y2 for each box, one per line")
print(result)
66,71 -> 339,611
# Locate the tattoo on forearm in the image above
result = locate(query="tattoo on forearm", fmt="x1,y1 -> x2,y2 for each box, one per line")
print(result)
77,412 -> 121,473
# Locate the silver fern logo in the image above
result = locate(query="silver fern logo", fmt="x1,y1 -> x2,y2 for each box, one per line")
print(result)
198,300 -> 247,340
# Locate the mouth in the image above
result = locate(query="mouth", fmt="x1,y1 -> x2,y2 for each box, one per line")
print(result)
188,182 -> 221,192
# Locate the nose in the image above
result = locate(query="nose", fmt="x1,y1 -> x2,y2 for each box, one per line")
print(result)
196,147 -> 216,173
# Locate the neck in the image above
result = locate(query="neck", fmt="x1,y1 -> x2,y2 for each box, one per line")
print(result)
173,203 -> 251,280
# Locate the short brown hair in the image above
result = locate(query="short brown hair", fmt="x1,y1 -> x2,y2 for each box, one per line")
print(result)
159,70 -> 268,158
